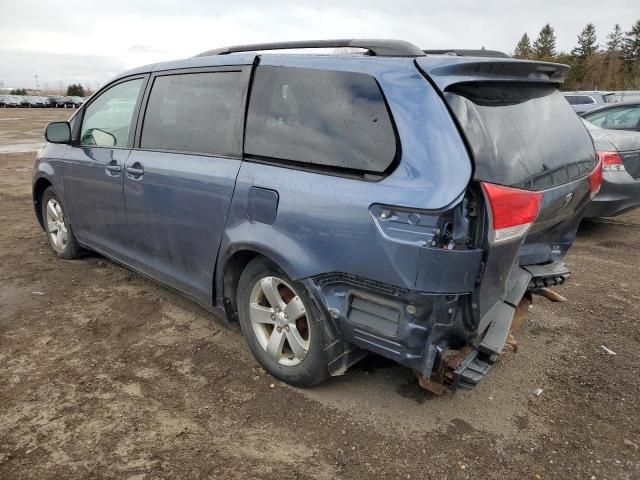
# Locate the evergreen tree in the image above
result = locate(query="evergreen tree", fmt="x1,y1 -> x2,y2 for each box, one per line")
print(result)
623,20 -> 640,61
607,24 -> 624,53
572,23 -> 598,59
533,24 -> 557,59
514,33 -> 532,59
66,84 -> 85,97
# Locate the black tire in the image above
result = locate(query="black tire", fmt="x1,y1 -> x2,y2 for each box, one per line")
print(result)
41,187 -> 83,259
237,257 -> 329,388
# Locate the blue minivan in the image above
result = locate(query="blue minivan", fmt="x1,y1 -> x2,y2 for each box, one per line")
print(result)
33,40 -> 601,393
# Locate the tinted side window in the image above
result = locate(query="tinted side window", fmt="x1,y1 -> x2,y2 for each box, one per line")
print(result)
80,78 -> 144,147
140,71 -> 242,157
565,95 -> 594,105
245,66 -> 397,174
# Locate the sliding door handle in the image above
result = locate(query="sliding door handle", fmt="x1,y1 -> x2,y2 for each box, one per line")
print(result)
125,162 -> 144,178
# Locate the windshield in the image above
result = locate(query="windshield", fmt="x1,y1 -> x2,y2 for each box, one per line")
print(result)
445,83 -> 596,191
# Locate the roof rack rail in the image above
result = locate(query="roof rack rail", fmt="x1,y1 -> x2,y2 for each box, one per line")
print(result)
195,39 -> 425,58
423,49 -> 510,59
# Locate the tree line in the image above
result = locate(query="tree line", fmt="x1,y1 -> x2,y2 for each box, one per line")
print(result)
513,20 -> 640,90
8,84 -> 88,96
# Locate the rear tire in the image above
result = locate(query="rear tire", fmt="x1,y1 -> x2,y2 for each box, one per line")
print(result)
41,187 -> 83,259
237,257 -> 329,387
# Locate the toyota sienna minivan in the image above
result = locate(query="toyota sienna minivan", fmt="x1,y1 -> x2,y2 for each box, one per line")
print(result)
33,39 -> 601,393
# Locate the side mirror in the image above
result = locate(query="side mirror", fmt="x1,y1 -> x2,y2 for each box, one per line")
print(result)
45,122 -> 71,144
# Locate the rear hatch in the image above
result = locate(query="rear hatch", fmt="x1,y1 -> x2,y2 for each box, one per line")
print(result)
416,57 -> 600,382
417,58 -> 597,260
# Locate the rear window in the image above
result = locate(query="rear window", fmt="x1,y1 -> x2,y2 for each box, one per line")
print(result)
140,71 -> 242,157
445,84 -> 596,190
565,95 -> 595,105
245,66 -> 397,174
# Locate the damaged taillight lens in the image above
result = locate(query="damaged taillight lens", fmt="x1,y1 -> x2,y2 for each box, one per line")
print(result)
598,151 -> 624,172
481,182 -> 542,245
588,157 -> 604,198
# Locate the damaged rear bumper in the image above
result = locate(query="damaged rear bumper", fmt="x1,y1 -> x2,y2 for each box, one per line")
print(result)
305,261 -> 571,394
420,261 -> 570,393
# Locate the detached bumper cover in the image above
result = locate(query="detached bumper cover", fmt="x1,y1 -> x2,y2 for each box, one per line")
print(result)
307,260 -> 570,393
425,261 -> 570,392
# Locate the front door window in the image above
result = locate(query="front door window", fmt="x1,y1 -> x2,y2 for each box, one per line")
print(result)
80,79 -> 144,147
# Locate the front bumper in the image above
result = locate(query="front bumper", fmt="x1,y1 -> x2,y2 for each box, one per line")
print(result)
585,170 -> 640,218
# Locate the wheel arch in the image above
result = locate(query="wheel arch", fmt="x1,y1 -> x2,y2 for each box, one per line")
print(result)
216,244 -> 303,323
33,176 -> 53,230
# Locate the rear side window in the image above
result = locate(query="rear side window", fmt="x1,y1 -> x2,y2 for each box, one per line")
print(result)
446,84 -> 595,190
565,95 -> 595,105
245,66 -> 397,174
140,71 -> 242,157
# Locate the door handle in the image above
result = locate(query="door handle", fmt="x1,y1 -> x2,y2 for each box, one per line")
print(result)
105,161 -> 121,176
126,162 -> 144,178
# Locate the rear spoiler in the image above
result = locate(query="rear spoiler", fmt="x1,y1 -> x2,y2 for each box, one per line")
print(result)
423,49 -> 510,59
416,57 -> 569,92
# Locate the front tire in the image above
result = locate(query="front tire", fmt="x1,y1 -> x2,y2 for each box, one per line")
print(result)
41,187 -> 82,259
237,257 -> 329,387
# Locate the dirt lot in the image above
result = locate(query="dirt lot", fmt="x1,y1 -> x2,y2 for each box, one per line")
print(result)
0,109 -> 639,479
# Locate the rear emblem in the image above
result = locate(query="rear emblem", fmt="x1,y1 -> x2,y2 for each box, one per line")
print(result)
560,192 -> 574,210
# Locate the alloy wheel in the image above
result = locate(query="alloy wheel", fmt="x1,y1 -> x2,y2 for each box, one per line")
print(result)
45,198 -> 68,253
249,276 -> 310,366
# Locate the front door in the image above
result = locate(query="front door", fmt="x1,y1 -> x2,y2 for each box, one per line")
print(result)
123,68 -> 248,303
63,77 -> 145,259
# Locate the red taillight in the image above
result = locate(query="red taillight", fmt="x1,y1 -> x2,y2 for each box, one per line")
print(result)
597,151 -> 625,172
481,182 -> 542,245
588,157 -> 603,198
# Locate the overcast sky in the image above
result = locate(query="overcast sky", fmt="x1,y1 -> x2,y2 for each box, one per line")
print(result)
0,0 -> 637,90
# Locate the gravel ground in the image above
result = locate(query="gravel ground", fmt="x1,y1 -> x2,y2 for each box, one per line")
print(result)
1,109 -> 639,479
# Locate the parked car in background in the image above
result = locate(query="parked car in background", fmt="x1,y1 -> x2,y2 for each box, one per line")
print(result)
582,119 -> 640,217
46,96 -> 71,108
564,91 -> 616,114
63,96 -> 82,108
33,39 -> 601,393
0,95 -> 22,107
72,96 -> 85,107
43,97 -> 57,108
581,101 -> 640,133
23,96 -> 44,107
